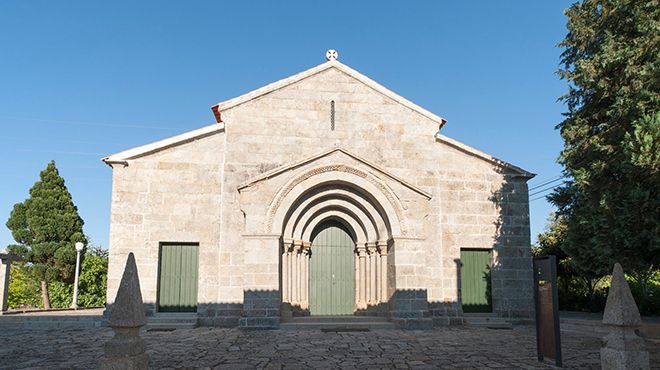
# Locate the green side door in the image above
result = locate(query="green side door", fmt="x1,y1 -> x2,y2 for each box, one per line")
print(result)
158,244 -> 199,313
460,249 -> 492,313
309,221 -> 355,315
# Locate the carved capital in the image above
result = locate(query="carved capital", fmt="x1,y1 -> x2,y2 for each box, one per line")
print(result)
365,242 -> 378,255
377,240 -> 389,256
356,244 -> 367,257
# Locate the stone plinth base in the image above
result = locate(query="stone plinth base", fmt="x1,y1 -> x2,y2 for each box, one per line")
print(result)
600,327 -> 650,370
101,354 -> 149,370
601,348 -> 649,370
102,327 -> 148,370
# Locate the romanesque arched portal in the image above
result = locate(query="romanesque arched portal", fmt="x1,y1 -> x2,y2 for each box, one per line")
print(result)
269,166 -> 405,316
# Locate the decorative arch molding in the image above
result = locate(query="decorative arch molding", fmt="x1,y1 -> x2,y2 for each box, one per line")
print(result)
289,199 -> 380,243
267,165 -> 408,236
301,211 -> 367,245
282,186 -> 388,239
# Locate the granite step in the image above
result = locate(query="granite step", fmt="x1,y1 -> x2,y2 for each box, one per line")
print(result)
147,313 -> 198,330
280,315 -> 395,330
463,314 -> 513,329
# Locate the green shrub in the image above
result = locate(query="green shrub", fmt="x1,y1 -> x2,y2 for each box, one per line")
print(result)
7,264 -> 41,309
7,246 -> 108,309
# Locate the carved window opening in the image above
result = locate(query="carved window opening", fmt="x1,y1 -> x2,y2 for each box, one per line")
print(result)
330,100 -> 335,131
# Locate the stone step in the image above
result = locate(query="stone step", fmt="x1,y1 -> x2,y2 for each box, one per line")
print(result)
146,314 -> 198,330
280,316 -> 395,330
146,322 -> 197,330
279,321 -> 396,331
463,316 -> 513,329
285,315 -> 389,323
0,316 -> 104,329
149,315 -> 198,323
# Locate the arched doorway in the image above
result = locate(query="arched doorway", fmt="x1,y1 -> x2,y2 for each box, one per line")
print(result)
308,220 -> 356,315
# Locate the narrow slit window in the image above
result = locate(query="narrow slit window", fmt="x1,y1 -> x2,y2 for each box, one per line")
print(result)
330,100 -> 335,131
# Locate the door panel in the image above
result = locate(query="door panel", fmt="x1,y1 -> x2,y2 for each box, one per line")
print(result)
460,249 -> 492,313
158,244 -> 199,312
309,221 -> 355,315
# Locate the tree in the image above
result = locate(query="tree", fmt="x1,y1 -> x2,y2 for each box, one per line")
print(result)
552,0 -> 660,310
534,214 -> 606,311
5,161 -> 87,309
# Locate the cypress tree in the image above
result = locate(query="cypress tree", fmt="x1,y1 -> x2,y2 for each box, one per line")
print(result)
552,0 -> 659,307
6,161 -> 87,309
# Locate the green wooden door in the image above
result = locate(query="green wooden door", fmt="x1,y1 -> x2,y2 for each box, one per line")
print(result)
309,221 -> 355,315
460,249 -> 492,313
158,244 -> 199,312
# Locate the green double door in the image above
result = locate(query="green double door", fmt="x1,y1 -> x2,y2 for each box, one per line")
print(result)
309,221 -> 355,315
158,244 -> 199,312
460,249 -> 493,313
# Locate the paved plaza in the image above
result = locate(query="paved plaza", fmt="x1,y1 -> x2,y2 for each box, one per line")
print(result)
1,325 -> 658,369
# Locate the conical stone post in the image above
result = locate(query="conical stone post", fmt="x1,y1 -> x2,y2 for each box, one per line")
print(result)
600,263 -> 649,370
102,253 -> 148,370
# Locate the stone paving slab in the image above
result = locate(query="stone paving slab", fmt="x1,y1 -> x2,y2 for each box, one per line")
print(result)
0,325 -> 658,369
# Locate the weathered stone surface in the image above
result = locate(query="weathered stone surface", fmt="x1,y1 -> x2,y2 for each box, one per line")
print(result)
603,263 -> 642,327
5,325 -> 660,369
103,252 -> 148,370
107,253 -> 146,328
104,58 -> 535,326
600,263 -> 650,370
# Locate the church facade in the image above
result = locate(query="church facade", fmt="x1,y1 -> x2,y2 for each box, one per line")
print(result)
103,53 -> 535,329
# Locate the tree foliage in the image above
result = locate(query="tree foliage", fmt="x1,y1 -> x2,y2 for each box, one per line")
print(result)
552,0 -> 660,288
5,161 -> 87,308
7,263 -> 41,308
7,246 -> 108,309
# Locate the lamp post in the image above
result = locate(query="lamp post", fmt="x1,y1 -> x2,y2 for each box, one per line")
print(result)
71,242 -> 84,309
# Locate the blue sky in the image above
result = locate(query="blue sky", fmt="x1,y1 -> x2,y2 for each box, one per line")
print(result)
0,1 -> 572,249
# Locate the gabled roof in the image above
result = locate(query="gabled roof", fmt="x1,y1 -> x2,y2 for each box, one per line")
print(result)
102,123 -> 225,166
238,147 -> 433,199
434,133 -> 535,178
211,59 -> 448,127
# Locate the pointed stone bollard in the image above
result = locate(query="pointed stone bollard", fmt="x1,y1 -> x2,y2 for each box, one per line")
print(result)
102,253 -> 149,370
600,263 -> 649,370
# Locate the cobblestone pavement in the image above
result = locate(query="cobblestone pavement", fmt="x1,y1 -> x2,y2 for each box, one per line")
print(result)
0,325 -> 658,369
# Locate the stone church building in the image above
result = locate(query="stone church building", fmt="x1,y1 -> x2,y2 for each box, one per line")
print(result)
103,52 -> 535,329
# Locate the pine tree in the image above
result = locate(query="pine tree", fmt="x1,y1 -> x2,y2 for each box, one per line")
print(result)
6,161 -> 87,309
552,0 -> 659,307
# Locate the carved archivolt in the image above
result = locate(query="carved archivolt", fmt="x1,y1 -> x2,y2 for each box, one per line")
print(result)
265,164 -> 408,235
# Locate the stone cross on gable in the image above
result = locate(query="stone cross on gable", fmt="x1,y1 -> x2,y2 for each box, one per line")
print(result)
0,252 -> 23,314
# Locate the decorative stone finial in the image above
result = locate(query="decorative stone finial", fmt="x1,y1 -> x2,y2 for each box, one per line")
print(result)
603,263 -> 641,327
102,253 -> 149,370
108,253 -> 146,328
326,49 -> 338,61
600,263 -> 649,370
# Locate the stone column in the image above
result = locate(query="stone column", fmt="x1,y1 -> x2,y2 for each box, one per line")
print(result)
281,240 -> 291,304
366,242 -> 377,305
292,241 -> 303,305
102,253 -> 148,370
377,240 -> 388,303
374,246 -> 380,303
285,243 -> 292,304
600,263 -> 649,370
302,241 -> 311,310
357,244 -> 367,309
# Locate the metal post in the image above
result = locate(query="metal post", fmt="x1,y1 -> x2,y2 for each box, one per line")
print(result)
71,242 -> 84,309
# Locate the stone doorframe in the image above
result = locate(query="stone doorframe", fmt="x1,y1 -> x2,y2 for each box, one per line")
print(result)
280,234 -> 390,316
